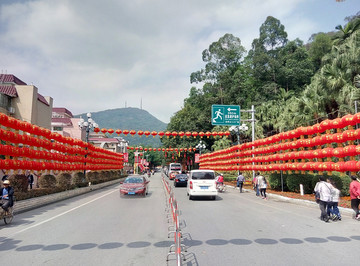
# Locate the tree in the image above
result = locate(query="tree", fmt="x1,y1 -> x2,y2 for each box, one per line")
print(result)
308,33 -> 332,70
247,16 -> 289,100
333,17 -> 360,45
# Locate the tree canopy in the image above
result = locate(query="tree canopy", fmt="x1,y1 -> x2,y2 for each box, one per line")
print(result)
163,13 -> 360,151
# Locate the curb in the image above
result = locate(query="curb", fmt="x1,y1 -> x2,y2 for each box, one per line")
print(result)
228,185 -> 355,217
14,178 -> 124,214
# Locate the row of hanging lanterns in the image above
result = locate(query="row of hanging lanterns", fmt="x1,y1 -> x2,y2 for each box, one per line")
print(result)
126,146 -> 197,152
94,127 -> 231,138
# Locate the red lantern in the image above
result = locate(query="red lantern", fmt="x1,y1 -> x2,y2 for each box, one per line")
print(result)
101,128 -> 107,134
212,132 -> 218,138
344,161 -> 358,172
137,130 -> 144,137
144,131 -> 151,138
130,130 -> 136,137
343,129 -> 358,141
198,132 -> 205,138
107,128 -> 114,135
158,131 -> 165,138
343,145 -> 357,157
172,131 -> 178,138
332,147 -> 346,158
165,131 -> 171,138
192,132 -> 198,138
341,114 -> 357,127
94,127 -> 100,133
185,131 -> 192,138
320,119 -> 333,131
151,131 -> 157,138
123,130 -> 129,136
330,118 -> 345,129
115,129 -> 122,135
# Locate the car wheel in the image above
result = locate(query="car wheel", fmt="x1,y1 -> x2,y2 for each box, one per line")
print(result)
189,195 -> 193,200
174,183 -> 177,187
212,196 -> 216,200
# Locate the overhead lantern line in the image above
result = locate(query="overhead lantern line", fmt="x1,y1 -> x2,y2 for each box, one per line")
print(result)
94,128 -> 231,139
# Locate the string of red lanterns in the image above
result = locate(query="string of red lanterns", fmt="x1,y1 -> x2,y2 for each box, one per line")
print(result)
0,113 -> 124,172
93,128 -> 231,139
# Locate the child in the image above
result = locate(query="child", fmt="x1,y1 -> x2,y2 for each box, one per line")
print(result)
327,179 -> 341,221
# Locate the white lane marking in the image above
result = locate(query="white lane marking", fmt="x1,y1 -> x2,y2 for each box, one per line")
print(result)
7,189 -> 117,238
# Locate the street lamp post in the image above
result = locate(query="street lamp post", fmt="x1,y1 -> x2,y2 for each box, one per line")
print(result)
196,140 -> 206,155
229,123 -> 249,174
78,113 -> 98,177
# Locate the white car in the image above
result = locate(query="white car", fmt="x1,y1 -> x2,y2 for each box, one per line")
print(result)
187,169 -> 218,200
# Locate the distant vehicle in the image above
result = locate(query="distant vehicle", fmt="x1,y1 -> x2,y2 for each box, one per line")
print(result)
120,175 -> 150,197
187,169 -> 217,200
169,163 -> 182,180
169,163 -> 182,173
174,174 -> 188,187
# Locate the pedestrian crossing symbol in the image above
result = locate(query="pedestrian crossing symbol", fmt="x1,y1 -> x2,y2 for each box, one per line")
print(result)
211,105 -> 240,126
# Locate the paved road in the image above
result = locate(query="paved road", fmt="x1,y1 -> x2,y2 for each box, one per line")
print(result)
0,173 -> 169,266
171,179 -> 360,266
2,172 -> 360,266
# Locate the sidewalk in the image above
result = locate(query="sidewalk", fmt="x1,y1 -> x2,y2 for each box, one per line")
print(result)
230,185 -> 355,218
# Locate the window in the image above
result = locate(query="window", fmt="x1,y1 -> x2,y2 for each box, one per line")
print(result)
0,93 -> 10,109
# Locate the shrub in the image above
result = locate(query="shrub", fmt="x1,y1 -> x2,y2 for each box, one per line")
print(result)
38,174 -> 56,188
72,171 -> 87,187
340,174 -> 351,196
56,172 -> 72,190
268,172 -> 288,191
286,173 -> 314,194
8,174 -> 28,192
86,171 -> 99,184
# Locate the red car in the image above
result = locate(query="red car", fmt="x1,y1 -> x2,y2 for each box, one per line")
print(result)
120,176 -> 150,197
169,171 -> 177,180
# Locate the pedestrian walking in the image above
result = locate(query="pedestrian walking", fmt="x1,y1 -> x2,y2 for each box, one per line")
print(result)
327,178 -> 341,221
26,170 -> 34,190
237,172 -> 245,193
349,175 -> 360,220
253,174 -> 259,196
257,173 -> 267,199
314,176 -> 333,222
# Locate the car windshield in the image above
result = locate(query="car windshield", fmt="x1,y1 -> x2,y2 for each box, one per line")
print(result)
191,172 -> 215,180
124,177 -> 143,183
176,174 -> 187,178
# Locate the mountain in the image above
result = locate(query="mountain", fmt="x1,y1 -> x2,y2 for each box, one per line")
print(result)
76,107 -> 167,147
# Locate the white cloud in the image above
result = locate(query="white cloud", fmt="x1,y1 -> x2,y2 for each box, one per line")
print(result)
0,0 -> 357,123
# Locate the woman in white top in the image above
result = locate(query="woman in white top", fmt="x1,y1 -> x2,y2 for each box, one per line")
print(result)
327,179 -> 341,221
314,176 -> 334,222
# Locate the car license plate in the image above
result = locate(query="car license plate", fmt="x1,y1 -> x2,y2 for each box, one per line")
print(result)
128,192 -> 135,195
200,186 -> 208,189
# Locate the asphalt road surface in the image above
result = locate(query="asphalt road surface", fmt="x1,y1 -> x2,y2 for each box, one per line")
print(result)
172,178 -> 360,266
0,174 -> 169,266
1,172 -> 360,266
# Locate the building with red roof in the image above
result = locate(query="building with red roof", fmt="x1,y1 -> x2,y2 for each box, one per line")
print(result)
0,74 -> 53,129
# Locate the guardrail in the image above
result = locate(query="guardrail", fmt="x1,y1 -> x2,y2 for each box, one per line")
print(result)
162,173 -> 187,265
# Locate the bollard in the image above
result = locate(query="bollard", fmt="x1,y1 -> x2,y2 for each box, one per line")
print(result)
300,184 -> 304,196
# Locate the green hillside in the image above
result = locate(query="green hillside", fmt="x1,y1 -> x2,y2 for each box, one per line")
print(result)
76,107 -> 167,147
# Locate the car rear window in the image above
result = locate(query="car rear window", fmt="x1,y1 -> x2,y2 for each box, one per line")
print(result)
191,172 -> 215,180
176,174 -> 187,178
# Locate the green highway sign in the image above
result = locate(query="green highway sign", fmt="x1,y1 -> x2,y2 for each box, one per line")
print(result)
211,105 -> 240,126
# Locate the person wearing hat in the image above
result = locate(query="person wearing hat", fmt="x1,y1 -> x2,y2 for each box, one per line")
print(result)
0,180 -> 14,214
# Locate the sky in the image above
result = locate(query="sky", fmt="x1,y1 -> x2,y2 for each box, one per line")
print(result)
0,0 -> 358,124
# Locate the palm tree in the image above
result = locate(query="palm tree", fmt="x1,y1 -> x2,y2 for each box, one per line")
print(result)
333,17 -> 360,45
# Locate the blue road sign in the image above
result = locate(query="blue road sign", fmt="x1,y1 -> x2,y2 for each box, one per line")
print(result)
211,105 -> 240,126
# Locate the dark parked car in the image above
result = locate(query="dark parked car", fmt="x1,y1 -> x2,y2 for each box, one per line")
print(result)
120,176 -> 150,197
174,174 -> 188,187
